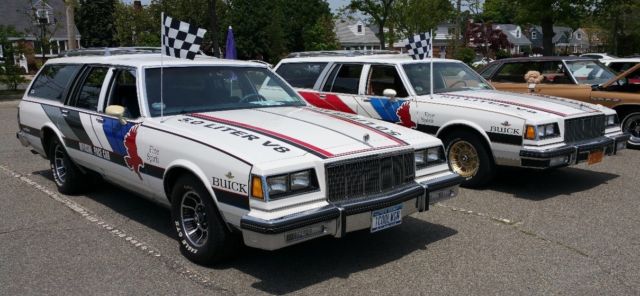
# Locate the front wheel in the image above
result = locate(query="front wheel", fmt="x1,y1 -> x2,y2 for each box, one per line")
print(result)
621,112 -> 640,147
443,130 -> 496,188
171,175 -> 239,265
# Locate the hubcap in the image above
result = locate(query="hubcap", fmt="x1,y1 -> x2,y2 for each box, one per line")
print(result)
180,191 -> 209,247
625,116 -> 640,138
53,145 -> 67,184
448,140 -> 480,178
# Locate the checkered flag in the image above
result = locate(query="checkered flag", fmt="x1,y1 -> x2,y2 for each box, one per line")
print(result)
162,14 -> 207,60
404,32 -> 432,60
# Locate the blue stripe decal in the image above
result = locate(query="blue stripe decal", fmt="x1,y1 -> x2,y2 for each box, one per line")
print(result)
369,98 -> 405,122
102,118 -> 133,155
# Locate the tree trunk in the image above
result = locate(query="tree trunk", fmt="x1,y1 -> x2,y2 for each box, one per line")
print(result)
541,16 -> 554,56
378,21 -> 386,50
208,0 -> 220,57
65,1 -> 76,50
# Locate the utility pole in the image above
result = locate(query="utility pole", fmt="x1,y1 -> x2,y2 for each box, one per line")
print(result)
65,0 -> 77,50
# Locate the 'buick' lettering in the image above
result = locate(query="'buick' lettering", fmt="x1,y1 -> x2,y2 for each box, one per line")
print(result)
212,176 -> 248,194
490,126 -> 521,135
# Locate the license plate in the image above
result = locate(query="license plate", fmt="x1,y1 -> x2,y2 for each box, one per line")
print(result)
587,150 -> 604,165
371,204 -> 403,233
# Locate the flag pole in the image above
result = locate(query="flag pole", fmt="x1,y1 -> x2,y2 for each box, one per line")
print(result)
160,12 -> 165,122
429,30 -> 434,97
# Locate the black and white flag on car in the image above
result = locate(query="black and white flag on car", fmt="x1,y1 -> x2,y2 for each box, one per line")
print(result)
162,14 -> 207,60
404,32 -> 432,60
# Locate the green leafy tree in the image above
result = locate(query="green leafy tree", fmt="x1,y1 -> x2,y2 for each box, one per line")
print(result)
512,0 -> 590,56
76,0 -> 117,47
390,0 -> 454,37
483,0 -> 517,24
302,15 -> 340,51
454,47 -> 476,66
280,0 -> 335,52
348,0 -> 396,49
113,1 -> 160,46
593,0 -> 640,56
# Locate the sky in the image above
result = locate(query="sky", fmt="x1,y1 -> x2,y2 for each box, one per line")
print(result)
123,0 -> 350,11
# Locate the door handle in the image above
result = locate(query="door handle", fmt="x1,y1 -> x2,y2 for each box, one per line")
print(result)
95,117 -> 104,124
362,98 -> 372,102
319,93 -> 326,99
61,109 -> 69,117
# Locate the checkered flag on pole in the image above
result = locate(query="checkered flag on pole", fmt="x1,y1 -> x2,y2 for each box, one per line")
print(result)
162,14 -> 207,60
404,32 -> 432,60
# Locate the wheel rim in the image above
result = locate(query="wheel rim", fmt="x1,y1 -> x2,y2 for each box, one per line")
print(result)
53,144 -> 67,184
180,190 -> 209,248
448,140 -> 480,178
624,115 -> 640,138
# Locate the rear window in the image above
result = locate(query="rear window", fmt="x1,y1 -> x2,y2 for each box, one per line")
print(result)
28,64 -> 81,102
276,62 -> 327,88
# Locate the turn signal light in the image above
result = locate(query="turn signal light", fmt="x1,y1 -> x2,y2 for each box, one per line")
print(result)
251,175 -> 264,200
525,125 -> 536,140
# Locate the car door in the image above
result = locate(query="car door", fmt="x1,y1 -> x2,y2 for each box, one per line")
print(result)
90,67 -> 151,194
355,64 -> 416,127
62,65 -> 113,171
313,63 -> 365,114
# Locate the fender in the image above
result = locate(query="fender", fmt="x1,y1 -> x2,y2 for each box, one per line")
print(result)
436,119 -> 492,145
40,122 -> 66,157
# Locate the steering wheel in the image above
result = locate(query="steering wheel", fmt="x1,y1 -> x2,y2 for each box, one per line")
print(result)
239,93 -> 267,103
449,80 -> 468,88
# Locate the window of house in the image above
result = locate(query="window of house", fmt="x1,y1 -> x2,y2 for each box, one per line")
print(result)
275,62 -> 328,88
516,30 -> 521,38
531,31 -> 537,39
74,67 -> 109,110
366,65 -> 408,97
36,9 -> 51,24
576,33 -> 582,40
357,24 -> 363,33
322,64 -> 363,94
106,69 -> 140,118
29,64 -> 82,101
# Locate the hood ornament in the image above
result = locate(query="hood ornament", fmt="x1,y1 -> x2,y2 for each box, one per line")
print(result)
225,171 -> 234,179
363,133 -> 370,142
500,121 -> 511,127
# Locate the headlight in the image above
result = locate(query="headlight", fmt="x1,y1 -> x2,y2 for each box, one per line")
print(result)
263,169 -> 318,200
525,123 -> 559,140
416,146 -> 445,169
606,114 -> 618,127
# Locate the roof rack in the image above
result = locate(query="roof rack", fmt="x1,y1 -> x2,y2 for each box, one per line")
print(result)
58,47 -> 163,57
286,50 -> 400,58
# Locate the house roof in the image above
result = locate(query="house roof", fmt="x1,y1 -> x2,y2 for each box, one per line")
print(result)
532,26 -> 572,44
0,0 -> 80,40
492,24 -> 531,46
334,19 -> 380,46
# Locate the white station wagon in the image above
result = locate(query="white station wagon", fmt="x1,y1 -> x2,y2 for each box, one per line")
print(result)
16,52 -> 462,264
275,54 -> 630,187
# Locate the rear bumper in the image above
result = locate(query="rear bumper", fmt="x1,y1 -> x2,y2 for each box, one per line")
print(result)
519,133 -> 629,169
16,131 -> 30,147
240,173 -> 462,250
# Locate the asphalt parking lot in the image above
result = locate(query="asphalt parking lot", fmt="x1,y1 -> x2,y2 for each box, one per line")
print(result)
1,99 -> 639,295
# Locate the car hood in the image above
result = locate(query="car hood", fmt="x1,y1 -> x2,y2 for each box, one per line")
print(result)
151,107 -> 437,164
431,90 -> 604,120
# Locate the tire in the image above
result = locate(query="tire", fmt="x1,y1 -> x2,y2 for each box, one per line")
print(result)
443,130 -> 496,188
171,175 -> 239,265
49,137 -> 89,194
621,112 -> 640,144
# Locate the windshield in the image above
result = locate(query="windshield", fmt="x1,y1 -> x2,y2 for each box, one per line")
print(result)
564,60 -> 616,85
402,62 -> 493,95
145,66 -> 305,117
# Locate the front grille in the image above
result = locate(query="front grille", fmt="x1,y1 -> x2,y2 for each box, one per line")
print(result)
564,115 -> 605,143
325,150 -> 415,203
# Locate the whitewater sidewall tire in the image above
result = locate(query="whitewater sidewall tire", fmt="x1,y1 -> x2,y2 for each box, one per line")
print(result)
49,137 -> 88,194
171,175 -> 238,265
444,130 -> 496,188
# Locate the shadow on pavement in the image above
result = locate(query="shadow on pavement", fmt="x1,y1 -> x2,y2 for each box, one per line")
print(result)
34,169 -> 457,295
488,166 -> 619,200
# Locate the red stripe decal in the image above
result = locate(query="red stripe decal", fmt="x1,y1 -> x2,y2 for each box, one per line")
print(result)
299,91 -> 357,114
444,93 -> 568,117
305,108 -> 408,145
190,113 -> 334,158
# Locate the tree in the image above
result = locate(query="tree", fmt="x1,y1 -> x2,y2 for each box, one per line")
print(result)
280,0 -> 335,52
512,0 -> 590,56
483,0 -> 517,24
390,0 -> 454,37
302,15 -> 340,51
113,1 -> 160,46
348,0 -> 396,49
76,0 -> 117,47
227,0 -> 285,62
593,0 -> 640,56
0,26 -> 27,90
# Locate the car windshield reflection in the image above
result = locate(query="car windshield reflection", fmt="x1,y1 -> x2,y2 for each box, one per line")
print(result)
565,60 -> 616,86
145,66 -> 305,117
403,62 -> 493,95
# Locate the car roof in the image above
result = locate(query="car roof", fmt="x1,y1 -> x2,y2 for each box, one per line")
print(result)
604,58 -> 640,63
490,56 -> 596,63
280,55 -> 462,65
45,53 -> 267,68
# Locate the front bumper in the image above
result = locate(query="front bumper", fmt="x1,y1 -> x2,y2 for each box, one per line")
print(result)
239,173 -> 462,250
519,133 -> 630,169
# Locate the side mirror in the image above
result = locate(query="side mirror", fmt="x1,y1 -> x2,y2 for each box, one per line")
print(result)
105,105 -> 127,125
383,88 -> 397,100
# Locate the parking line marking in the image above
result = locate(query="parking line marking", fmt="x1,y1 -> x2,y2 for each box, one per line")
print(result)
0,164 -> 232,294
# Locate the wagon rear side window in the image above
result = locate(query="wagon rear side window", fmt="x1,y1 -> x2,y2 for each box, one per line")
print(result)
28,64 -> 81,101
275,62 -> 327,88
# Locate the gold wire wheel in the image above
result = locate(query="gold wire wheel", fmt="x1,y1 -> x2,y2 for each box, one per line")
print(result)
448,140 -> 480,178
